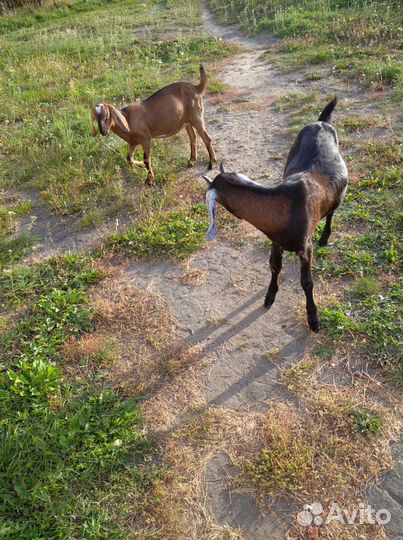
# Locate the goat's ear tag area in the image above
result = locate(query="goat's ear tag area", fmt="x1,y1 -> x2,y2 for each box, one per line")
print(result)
201,174 -> 212,185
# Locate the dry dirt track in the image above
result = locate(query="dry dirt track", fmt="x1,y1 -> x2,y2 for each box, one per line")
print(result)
126,10 -> 321,539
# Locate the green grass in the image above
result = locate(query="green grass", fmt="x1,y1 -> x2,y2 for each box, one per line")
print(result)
0,0 -> 235,222
107,204 -> 208,259
352,409 -> 383,436
0,199 -> 35,268
0,232 -> 38,268
0,252 -> 160,538
0,253 -> 101,309
320,282 -> 403,362
0,387 -> 153,539
207,0 -> 403,90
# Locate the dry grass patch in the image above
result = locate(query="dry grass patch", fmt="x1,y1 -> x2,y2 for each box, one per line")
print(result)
227,96 -> 270,112
62,332 -> 116,377
74,264 -> 210,399
177,255 -> 209,286
87,274 -> 178,394
207,88 -> 246,105
235,389 -> 401,502
141,402 -> 258,539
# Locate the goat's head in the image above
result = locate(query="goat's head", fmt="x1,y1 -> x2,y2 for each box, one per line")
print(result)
91,103 -> 130,137
201,164 -> 225,242
201,162 -> 264,241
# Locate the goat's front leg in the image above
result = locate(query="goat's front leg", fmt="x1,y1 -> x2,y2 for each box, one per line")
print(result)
299,241 -> 320,332
141,139 -> 154,185
185,124 -> 197,167
264,242 -> 283,309
127,144 -> 146,168
318,212 -> 334,246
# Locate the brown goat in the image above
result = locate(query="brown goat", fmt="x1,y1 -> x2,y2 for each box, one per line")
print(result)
91,65 -> 216,184
203,97 -> 348,332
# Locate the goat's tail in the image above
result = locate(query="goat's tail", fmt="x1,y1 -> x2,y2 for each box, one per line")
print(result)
318,96 -> 338,123
196,64 -> 207,94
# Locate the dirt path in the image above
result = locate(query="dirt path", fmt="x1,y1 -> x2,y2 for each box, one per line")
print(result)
125,10 -> 319,539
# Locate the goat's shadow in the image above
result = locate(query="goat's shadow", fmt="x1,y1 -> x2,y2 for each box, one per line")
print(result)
179,287 -> 308,408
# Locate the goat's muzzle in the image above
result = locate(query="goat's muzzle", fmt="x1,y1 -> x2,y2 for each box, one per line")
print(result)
98,113 -> 111,136
91,104 -> 111,136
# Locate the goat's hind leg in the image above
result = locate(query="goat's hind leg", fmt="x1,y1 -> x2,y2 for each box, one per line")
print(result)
318,212 -> 333,246
299,242 -> 320,332
190,119 -> 216,170
264,243 -> 283,309
185,124 -> 197,167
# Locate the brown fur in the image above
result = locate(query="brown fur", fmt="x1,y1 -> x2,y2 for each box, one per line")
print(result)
305,172 -> 339,235
217,188 -> 290,235
91,65 -> 216,184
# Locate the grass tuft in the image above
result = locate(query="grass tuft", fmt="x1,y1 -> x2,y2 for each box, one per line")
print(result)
207,0 -> 403,90
107,204 -> 208,259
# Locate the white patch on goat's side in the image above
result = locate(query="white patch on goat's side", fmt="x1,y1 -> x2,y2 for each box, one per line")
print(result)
206,188 -> 218,241
95,103 -> 103,114
234,173 -> 261,187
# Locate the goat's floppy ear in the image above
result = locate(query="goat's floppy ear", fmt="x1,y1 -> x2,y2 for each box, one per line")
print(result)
201,174 -> 212,185
205,188 -> 218,241
108,105 -> 130,134
90,107 -> 99,136
219,161 -> 226,174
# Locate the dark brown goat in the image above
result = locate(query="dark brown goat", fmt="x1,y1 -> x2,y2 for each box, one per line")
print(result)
203,97 -> 348,331
91,65 -> 216,184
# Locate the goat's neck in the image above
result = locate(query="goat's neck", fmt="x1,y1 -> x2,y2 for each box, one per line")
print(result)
110,123 -> 131,143
220,186 -> 289,234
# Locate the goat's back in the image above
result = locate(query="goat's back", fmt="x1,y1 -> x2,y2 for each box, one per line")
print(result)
124,82 -> 204,138
144,82 -> 200,107
284,122 -> 348,189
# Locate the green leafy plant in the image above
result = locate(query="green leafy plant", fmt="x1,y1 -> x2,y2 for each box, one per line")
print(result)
352,410 -> 383,436
107,204 -> 208,259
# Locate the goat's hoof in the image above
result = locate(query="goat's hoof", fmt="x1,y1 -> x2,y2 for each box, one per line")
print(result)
207,162 -> 213,171
264,296 -> 275,309
318,237 -> 328,247
145,177 -> 154,186
309,318 -> 320,332
187,159 -> 196,168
